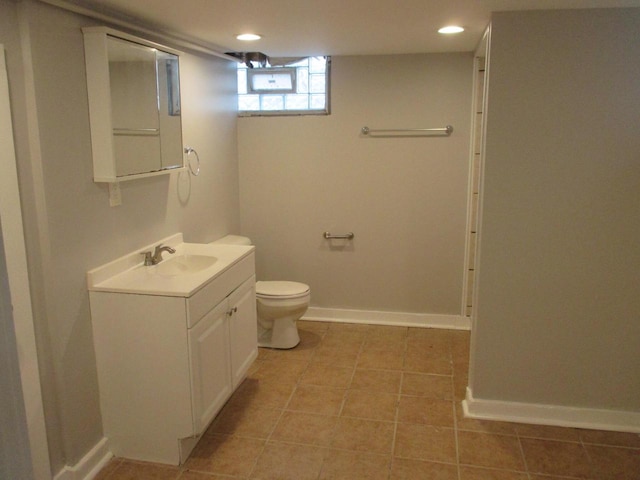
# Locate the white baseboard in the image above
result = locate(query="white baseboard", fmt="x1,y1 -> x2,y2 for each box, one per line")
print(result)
463,387 -> 640,433
303,307 -> 470,330
53,437 -> 112,480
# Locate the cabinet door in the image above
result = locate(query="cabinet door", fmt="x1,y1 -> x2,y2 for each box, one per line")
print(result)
188,300 -> 232,433
227,275 -> 258,389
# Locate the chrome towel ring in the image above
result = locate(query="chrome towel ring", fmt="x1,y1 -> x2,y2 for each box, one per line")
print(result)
184,147 -> 200,176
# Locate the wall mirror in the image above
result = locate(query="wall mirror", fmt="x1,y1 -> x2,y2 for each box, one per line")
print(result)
83,27 -> 184,182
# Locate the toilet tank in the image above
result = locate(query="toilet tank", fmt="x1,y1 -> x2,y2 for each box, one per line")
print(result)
210,235 -> 252,246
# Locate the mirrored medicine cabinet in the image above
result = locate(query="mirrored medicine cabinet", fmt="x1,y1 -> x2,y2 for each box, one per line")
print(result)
83,27 -> 185,183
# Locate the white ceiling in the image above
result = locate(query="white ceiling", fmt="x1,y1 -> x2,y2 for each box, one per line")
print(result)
71,0 -> 640,56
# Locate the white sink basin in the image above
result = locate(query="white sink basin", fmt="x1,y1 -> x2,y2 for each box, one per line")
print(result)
153,254 -> 218,276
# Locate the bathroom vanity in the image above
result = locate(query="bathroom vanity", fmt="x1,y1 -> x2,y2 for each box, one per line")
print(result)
87,234 -> 257,465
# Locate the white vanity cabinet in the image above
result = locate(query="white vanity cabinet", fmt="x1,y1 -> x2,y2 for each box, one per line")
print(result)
188,299 -> 232,435
228,279 -> 260,389
88,241 -> 257,465
188,276 -> 257,433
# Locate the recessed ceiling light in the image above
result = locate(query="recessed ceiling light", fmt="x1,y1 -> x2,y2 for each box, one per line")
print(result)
438,25 -> 465,34
236,33 -> 262,41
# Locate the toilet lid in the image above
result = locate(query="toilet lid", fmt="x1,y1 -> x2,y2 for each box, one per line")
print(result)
256,281 -> 310,298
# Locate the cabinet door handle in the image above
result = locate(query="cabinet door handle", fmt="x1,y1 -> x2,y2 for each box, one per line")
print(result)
227,307 -> 238,316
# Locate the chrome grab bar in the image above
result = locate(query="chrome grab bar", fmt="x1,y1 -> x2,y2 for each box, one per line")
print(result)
361,125 -> 453,136
323,232 -> 354,240
113,128 -> 160,136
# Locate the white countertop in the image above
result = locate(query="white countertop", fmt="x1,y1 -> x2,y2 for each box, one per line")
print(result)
87,234 -> 254,297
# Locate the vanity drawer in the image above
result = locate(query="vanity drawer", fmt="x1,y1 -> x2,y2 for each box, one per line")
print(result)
186,252 -> 255,328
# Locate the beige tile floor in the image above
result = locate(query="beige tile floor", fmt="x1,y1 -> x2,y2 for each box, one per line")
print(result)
96,321 -> 640,479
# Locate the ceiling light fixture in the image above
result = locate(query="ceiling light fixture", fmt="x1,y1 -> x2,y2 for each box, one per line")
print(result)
236,33 -> 262,41
438,25 -> 464,34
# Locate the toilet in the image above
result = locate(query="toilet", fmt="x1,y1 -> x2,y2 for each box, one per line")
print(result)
211,235 -> 310,349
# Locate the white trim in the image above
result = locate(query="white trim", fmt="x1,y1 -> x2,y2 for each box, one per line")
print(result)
303,307 -> 470,330
38,0 -> 234,61
0,45 -> 52,479
53,438 -> 113,480
463,387 -> 640,434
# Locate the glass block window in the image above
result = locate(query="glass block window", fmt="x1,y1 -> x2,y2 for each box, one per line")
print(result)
237,56 -> 330,116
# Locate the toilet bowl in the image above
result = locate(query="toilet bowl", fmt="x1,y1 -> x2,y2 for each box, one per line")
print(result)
211,235 -> 310,349
256,280 -> 310,349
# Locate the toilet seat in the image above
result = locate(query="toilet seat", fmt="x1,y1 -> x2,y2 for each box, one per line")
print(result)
256,281 -> 310,300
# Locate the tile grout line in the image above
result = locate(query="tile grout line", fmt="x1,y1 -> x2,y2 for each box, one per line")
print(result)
387,327 -> 410,479
447,342 -> 464,480
316,324 -> 361,480
336,334 -> 363,417
516,437 -> 533,480
244,338 -> 318,480
579,433 -> 597,479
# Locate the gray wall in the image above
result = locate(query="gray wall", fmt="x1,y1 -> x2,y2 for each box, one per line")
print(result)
239,53 -> 473,315
470,9 -> 640,412
2,0 -> 240,473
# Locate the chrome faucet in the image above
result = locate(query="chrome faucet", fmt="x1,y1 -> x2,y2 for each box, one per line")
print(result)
141,244 -> 177,266
140,244 -> 176,266
151,244 -> 176,265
